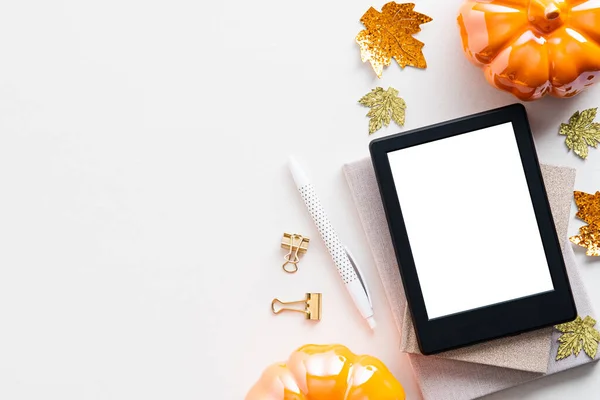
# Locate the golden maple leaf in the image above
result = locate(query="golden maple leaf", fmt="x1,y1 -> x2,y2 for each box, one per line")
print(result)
358,87 -> 406,135
570,224 -> 600,257
573,191 -> 600,225
570,191 -> 600,256
559,108 -> 600,160
356,2 -> 432,78
555,316 -> 600,361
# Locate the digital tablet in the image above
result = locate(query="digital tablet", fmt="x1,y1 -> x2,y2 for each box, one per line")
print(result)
370,104 -> 576,355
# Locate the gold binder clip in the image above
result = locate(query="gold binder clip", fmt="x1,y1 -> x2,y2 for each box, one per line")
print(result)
281,233 -> 310,273
271,293 -> 322,321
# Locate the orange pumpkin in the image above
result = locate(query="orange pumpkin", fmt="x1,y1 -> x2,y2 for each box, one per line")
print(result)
458,0 -> 600,100
245,344 -> 405,400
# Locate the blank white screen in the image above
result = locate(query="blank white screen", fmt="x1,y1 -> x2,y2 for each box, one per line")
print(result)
388,122 -> 554,319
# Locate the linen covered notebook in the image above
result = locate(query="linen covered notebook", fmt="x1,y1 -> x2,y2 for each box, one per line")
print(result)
343,158 -> 598,400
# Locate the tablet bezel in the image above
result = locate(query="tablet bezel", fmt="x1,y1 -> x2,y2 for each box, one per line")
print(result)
369,104 -> 576,355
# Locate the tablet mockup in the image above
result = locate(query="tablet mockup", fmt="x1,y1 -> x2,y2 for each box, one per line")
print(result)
370,104 -> 576,355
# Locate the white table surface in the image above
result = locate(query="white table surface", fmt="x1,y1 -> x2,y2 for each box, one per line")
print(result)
0,1 -> 599,399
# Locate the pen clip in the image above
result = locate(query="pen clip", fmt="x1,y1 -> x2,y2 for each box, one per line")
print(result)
345,247 -> 372,308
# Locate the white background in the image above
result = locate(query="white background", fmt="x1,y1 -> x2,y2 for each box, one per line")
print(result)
389,123 -> 554,319
0,1 -> 599,399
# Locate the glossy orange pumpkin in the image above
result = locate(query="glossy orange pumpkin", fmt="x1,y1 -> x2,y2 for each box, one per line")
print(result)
245,344 -> 405,400
458,0 -> 600,100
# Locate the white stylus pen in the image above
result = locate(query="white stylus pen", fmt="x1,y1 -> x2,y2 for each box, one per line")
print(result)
289,156 -> 376,330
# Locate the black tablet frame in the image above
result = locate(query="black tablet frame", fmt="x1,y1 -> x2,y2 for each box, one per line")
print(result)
369,104 -> 576,355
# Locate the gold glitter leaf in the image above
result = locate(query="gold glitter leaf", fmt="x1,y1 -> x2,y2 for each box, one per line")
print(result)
574,191 -> 600,226
555,316 -> 600,360
356,2 -> 432,78
570,224 -> 600,257
570,191 -> 600,256
358,86 -> 406,135
559,108 -> 600,160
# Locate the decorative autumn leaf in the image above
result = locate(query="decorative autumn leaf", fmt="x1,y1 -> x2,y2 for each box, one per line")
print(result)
356,2 -> 432,78
573,191 -> 600,226
570,224 -> 600,257
555,316 -> 600,361
570,191 -> 600,256
358,87 -> 406,135
559,108 -> 600,159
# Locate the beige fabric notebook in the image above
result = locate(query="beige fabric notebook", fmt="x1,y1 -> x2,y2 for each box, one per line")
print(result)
343,158 -> 598,400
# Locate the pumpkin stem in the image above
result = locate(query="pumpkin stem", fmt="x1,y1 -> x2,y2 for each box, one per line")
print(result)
528,0 -> 566,33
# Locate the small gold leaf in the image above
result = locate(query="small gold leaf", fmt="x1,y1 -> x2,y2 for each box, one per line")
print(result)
358,87 -> 406,135
570,225 -> 600,257
555,315 -> 600,361
574,191 -> 600,226
559,108 -> 600,160
569,191 -> 600,256
356,2 -> 432,78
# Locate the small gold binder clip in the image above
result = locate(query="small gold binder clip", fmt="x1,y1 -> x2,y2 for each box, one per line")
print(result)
281,233 -> 309,273
271,293 -> 322,321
